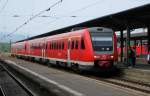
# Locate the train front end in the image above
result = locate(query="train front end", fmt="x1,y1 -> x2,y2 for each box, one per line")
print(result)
89,27 -> 118,68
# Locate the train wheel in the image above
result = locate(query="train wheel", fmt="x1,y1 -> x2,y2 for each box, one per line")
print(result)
44,59 -> 49,65
48,62 -> 53,67
71,63 -> 80,73
39,58 -> 43,63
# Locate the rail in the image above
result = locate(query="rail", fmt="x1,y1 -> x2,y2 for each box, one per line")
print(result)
0,86 -> 6,96
85,75 -> 150,95
0,63 -> 35,96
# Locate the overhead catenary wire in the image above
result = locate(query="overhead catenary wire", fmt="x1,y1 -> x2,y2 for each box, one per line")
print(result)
1,0 -> 102,40
9,0 -> 103,40
0,0 -> 62,40
21,0 -> 104,35
63,0 -> 103,16
0,0 -> 8,14
39,0 -> 104,28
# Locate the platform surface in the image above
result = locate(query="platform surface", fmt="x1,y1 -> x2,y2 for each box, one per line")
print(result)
1,56 -> 147,96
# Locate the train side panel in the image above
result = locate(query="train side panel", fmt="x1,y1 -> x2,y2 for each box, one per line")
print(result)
11,27 -> 118,71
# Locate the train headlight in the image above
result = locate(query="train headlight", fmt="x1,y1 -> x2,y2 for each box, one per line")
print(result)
110,55 -> 114,59
94,56 -> 100,59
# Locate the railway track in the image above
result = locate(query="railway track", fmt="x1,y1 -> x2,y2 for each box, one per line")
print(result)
0,62 -> 35,96
0,86 -> 5,96
87,76 -> 150,95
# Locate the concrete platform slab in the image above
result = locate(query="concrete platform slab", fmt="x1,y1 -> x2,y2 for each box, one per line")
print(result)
1,58 -> 148,96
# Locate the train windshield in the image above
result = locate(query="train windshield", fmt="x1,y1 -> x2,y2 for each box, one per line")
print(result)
90,32 -> 113,54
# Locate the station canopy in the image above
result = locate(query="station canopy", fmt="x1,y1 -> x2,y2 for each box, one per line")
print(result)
17,3 -> 150,42
118,32 -> 148,40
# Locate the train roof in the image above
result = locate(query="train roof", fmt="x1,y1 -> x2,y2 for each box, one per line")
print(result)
16,3 -> 150,43
16,27 -> 113,43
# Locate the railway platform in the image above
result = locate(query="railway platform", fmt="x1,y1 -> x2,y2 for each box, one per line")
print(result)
0,55 -> 148,96
116,58 -> 150,84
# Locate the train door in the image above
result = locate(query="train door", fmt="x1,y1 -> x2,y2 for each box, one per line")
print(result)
28,42 -> 31,55
41,38 -> 46,59
41,43 -> 43,57
45,42 -> 48,57
67,38 -> 71,67
44,44 -> 46,58
42,43 -> 46,58
76,37 -> 83,61
24,42 -> 27,55
42,48 -> 44,57
72,38 -> 80,62
76,38 -> 80,61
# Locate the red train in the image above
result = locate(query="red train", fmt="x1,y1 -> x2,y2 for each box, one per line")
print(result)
11,27 -> 118,71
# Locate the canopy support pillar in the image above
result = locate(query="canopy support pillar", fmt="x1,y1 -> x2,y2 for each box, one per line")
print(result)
120,30 -> 124,62
126,27 -> 131,66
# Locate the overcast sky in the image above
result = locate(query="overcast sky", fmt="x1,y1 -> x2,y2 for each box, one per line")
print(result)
0,0 -> 150,42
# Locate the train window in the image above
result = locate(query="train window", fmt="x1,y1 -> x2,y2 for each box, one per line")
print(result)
75,40 -> 78,49
57,42 -> 60,49
50,42 -> 51,49
44,43 -> 46,49
43,43 -> 45,49
59,42 -> 61,49
55,42 -> 57,49
40,43 -> 42,49
58,42 -> 60,49
49,42 -> 52,49
52,42 -> 54,49
53,42 -> 54,49
57,42 -> 59,50
49,43 -> 50,49
56,42 -> 58,49
55,42 -> 56,49
45,43 -> 46,49
54,42 -> 57,49
58,42 -> 61,49
56,42 -> 58,50
81,38 -> 85,49
39,43 -> 41,49
68,41 -> 70,49
60,42 -> 62,49
25,45 -> 26,50
45,43 -> 47,49
30,43 -> 32,49
53,42 -> 55,49
62,42 -> 64,49
42,43 -> 43,49
72,40 -> 74,49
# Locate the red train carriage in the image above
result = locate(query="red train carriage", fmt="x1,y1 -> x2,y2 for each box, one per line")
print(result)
11,27 -> 118,71
11,41 -> 26,57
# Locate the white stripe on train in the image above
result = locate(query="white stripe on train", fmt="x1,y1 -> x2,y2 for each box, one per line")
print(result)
12,53 -> 94,66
